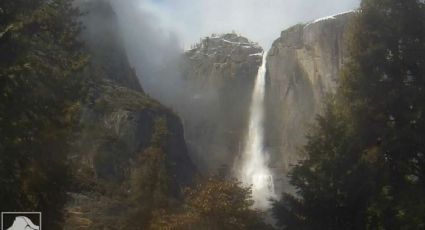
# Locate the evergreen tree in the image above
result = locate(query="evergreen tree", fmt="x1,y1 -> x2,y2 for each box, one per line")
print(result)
0,0 -> 87,228
273,0 -> 425,229
272,105 -> 375,229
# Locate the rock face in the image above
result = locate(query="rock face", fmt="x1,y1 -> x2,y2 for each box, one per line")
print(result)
66,82 -> 196,229
182,33 -> 263,171
74,82 -> 195,191
78,0 -> 141,92
75,0 -> 196,193
265,12 -> 355,179
65,1 -> 196,229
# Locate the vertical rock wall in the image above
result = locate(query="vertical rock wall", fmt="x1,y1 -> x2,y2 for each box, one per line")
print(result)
265,12 -> 355,182
182,33 -> 263,171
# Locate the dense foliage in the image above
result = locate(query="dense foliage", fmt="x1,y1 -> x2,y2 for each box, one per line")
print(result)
87,117 -> 271,229
150,176 -> 273,230
121,117 -> 174,229
68,110 -> 270,229
0,0 -> 87,228
273,0 -> 425,229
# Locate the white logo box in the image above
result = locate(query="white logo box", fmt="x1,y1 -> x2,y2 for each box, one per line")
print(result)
1,212 -> 41,230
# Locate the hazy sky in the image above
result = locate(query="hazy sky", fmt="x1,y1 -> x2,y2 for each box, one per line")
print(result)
111,0 -> 360,106
135,0 -> 360,48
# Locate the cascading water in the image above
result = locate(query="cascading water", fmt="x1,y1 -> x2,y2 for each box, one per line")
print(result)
238,51 -> 276,209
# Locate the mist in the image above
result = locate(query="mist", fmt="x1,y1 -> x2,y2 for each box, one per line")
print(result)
115,0 -> 360,48
108,0 -> 361,171
110,0 -> 360,103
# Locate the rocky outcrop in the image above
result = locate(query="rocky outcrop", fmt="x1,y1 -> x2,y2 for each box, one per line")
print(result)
265,12 -> 355,178
73,82 -> 195,190
65,81 -> 196,230
65,1 -> 196,229
78,0 -> 195,189
182,33 -> 263,171
77,0 -> 142,91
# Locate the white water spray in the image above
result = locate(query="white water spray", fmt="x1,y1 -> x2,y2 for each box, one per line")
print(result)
239,51 -> 276,209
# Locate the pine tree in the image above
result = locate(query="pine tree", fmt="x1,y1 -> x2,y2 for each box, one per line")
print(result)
0,0 -> 87,228
273,0 -> 425,229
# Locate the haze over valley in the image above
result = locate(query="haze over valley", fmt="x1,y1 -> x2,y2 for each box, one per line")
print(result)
1,0 -> 425,229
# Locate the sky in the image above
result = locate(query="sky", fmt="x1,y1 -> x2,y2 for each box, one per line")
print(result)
110,0 -> 361,108
134,0 -> 361,48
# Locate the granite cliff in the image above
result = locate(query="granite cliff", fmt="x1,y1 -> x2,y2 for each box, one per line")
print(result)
65,1 -> 196,228
179,12 -> 355,179
182,33 -> 263,171
265,12 -> 355,180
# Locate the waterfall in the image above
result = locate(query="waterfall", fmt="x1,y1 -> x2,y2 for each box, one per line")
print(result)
239,51 -> 276,209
